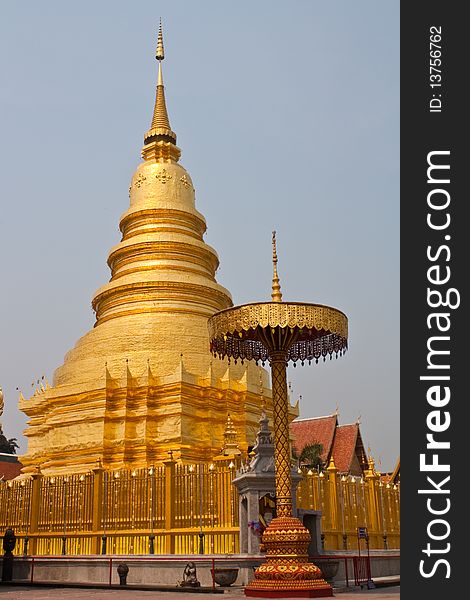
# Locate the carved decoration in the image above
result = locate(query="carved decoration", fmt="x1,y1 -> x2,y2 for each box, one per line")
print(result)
209,302 -> 348,365
155,169 -> 173,184
134,173 -> 147,188
180,174 -> 191,188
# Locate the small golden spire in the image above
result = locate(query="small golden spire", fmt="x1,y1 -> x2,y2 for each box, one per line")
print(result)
225,413 -> 236,435
367,447 -> 376,470
156,20 -> 164,87
271,230 -> 283,302
150,21 -> 172,134
143,20 -> 178,156
156,19 -> 164,61
221,413 -> 241,457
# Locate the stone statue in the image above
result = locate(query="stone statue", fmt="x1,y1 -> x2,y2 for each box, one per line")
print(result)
2,529 -> 15,554
2,529 -> 16,582
180,561 -> 200,587
116,562 -> 129,585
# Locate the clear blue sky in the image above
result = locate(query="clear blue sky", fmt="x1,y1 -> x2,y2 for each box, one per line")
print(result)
0,1 -> 399,471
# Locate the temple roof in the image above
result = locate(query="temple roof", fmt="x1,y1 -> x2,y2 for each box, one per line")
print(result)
330,423 -> 365,473
0,453 -> 22,480
290,414 -> 367,474
291,414 -> 338,462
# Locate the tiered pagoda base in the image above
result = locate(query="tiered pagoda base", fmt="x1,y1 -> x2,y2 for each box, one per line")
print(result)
245,516 -> 333,598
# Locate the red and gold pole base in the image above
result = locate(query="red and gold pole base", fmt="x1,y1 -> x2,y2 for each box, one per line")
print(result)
245,516 -> 333,598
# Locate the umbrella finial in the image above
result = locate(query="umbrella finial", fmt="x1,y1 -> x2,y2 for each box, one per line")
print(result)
271,231 -> 283,302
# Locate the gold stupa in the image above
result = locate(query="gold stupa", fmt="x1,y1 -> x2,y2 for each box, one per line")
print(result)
19,25 -> 294,476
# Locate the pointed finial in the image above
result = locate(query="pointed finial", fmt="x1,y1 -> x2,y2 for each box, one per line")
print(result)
156,20 -> 164,86
156,19 -> 165,61
143,20 -> 179,159
271,230 -> 283,302
224,413 -> 237,437
222,413 -> 241,456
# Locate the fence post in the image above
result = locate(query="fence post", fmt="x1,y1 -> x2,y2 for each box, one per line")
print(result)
164,457 -> 176,554
92,463 -> 104,554
364,459 -> 380,538
326,457 -> 338,534
29,469 -> 42,555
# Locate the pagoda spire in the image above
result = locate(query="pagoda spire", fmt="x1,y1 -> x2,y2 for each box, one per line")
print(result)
143,20 -> 180,161
221,414 -> 241,457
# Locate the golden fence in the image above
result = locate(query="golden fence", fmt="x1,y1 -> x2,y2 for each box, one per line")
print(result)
1,461 -> 399,555
296,467 -> 400,550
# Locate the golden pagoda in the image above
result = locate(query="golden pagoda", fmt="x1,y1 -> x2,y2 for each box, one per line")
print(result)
18,24 -> 294,476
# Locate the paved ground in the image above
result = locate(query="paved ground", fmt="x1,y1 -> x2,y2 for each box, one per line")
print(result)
0,585 -> 400,599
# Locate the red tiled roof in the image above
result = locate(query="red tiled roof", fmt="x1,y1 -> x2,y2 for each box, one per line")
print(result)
291,415 -> 338,461
331,424 -> 359,472
0,458 -> 22,480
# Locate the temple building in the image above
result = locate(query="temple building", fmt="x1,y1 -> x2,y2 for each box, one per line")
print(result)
18,25 -> 294,476
291,413 -> 368,476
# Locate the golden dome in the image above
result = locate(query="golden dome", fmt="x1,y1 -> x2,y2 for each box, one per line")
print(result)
53,25 -> 233,388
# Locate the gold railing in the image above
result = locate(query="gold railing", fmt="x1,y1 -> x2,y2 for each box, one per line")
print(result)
1,461 -> 399,555
296,468 -> 400,550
